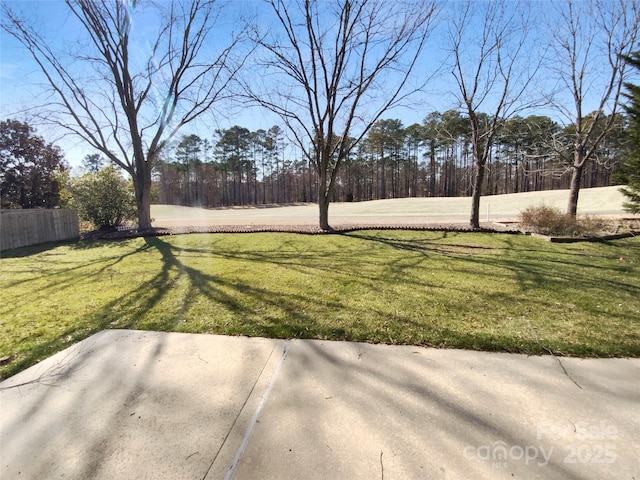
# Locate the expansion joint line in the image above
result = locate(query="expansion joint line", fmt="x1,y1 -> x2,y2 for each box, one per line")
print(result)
223,342 -> 289,479
201,341 -> 289,480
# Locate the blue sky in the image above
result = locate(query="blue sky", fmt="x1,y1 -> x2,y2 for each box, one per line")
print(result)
1,0 -> 636,169
1,1 -> 286,167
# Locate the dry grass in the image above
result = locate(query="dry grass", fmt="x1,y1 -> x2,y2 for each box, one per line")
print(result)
150,186 -> 630,227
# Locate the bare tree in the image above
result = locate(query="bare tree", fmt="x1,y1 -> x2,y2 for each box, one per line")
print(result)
2,0 -> 246,229
447,0 -> 541,229
545,0 -> 639,217
246,0 -> 437,230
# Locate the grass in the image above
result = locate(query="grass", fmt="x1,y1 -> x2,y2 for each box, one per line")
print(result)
1,230 -> 639,380
149,185 -> 629,225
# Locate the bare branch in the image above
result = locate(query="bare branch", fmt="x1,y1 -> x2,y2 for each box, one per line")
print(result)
544,0 -> 639,215
245,0 -> 438,229
1,0 -> 248,228
446,0 -> 541,228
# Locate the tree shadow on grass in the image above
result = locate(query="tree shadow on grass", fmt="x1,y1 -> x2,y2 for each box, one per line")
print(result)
3,232 -> 639,379
336,231 -> 640,356
1,234 -> 142,259
0,241 -> 154,294
138,236 -> 349,338
1,235 -> 348,379
1,239 -> 82,259
346,230 -> 640,294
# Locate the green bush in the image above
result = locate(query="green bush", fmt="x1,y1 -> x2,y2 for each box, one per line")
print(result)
71,167 -> 136,230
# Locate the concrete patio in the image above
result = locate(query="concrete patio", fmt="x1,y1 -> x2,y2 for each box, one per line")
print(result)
1,329 -> 638,479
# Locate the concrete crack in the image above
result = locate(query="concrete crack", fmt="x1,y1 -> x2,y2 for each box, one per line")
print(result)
545,348 -> 583,389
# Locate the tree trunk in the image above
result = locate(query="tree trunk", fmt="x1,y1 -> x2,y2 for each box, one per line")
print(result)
134,171 -> 153,230
308,158 -> 313,203
317,163 -> 332,230
318,193 -> 331,231
567,162 -> 584,217
429,143 -> 436,197
380,156 -> 386,200
469,161 -> 485,229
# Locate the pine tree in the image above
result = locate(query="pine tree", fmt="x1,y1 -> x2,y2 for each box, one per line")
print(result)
619,51 -> 640,213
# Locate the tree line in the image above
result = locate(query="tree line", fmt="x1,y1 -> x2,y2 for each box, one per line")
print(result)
154,111 -> 629,207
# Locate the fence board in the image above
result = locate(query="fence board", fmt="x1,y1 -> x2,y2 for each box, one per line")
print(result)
0,209 -> 80,252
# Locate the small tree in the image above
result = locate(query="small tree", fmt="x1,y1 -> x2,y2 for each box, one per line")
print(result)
2,0 -> 247,229
544,0 -> 639,217
447,0 -> 541,229
618,51 -> 640,213
71,167 -> 136,230
248,0 -> 437,230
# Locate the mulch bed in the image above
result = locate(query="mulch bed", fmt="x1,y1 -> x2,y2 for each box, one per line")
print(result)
83,222 -> 640,243
82,223 -> 519,241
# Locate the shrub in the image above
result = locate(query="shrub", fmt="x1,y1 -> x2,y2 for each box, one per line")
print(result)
520,206 -> 616,237
520,205 -> 577,236
574,215 -> 615,237
71,167 -> 136,230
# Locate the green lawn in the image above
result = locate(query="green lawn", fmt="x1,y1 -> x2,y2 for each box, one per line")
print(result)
1,230 -> 639,379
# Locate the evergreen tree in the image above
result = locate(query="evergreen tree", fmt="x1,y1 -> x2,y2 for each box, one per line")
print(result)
0,119 -> 67,208
82,153 -> 105,174
619,51 -> 640,213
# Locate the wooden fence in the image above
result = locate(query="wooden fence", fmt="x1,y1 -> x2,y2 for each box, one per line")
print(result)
0,209 -> 80,252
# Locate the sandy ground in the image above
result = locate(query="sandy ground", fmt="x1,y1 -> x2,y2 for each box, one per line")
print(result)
150,186 -> 632,228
